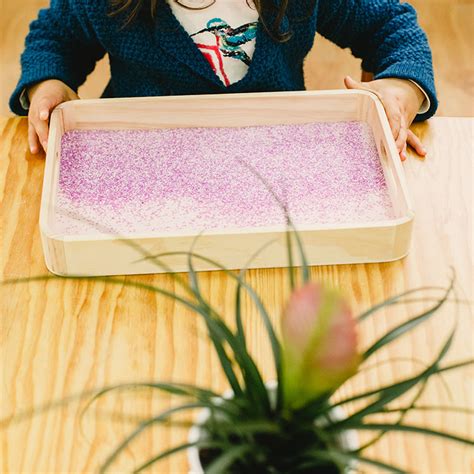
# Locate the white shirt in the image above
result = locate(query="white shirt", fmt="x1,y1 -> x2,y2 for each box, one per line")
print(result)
168,0 -> 259,86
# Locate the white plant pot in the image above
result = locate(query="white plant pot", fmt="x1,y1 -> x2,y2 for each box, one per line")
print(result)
187,381 -> 358,474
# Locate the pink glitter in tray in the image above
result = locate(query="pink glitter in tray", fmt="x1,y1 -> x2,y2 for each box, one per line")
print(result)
54,122 -> 395,236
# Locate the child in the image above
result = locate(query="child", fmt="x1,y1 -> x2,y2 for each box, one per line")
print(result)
11,0 -> 436,161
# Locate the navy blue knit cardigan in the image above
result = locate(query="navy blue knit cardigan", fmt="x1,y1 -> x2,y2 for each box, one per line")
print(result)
10,0 -> 437,121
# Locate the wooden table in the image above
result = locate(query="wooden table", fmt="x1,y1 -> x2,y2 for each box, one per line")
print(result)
1,117 -> 472,473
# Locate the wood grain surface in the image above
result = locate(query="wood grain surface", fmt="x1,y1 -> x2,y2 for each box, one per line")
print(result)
1,117 -> 473,473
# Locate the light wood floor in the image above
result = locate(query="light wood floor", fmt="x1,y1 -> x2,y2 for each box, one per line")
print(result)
0,0 -> 473,117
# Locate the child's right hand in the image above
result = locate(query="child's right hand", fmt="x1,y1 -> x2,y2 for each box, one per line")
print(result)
28,79 -> 79,154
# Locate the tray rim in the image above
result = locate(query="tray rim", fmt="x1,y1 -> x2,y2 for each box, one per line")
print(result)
42,216 -> 414,242
53,89 -> 385,108
40,89 -> 414,244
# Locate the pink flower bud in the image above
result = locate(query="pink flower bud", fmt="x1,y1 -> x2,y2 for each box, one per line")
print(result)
281,282 -> 360,409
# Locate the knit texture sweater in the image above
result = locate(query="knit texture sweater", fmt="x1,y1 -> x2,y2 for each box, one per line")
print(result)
10,0 -> 438,121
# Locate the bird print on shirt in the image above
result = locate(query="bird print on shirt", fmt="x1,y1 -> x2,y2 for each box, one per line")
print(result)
191,18 -> 258,86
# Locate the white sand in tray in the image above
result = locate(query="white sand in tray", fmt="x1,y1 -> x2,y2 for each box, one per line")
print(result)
54,121 -> 395,236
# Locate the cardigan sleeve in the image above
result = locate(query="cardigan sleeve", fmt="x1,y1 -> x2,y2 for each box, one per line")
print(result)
316,0 -> 437,121
9,0 -> 105,116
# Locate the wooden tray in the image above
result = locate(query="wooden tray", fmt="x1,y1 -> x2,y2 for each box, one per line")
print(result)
40,90 -> 414,276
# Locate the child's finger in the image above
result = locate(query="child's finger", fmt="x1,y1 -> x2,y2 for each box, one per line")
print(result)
407,129 -> 427,157
344,75 -> 384,102
344,75 -> 372,92
401,142 -> 408,162
395,117 -> 408,153
32,114 -> 50,152
389,112 -> 402,146
378,97 -> 402,144
37,97 -> 54,121
28,121 -> 40,154
396,127 -> 407,156
344,75 -> 364,90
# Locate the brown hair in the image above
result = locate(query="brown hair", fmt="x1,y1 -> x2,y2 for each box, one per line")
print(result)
109,0 -> 293,42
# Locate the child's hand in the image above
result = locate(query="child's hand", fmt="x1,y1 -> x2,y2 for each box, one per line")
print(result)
344,76 -> 426,161
27,79 -> 79,154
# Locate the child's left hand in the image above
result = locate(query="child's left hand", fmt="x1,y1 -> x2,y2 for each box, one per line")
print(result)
344,76 -> 427,161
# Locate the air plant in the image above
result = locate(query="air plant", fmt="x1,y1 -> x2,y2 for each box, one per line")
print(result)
2,210 -> 473,474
